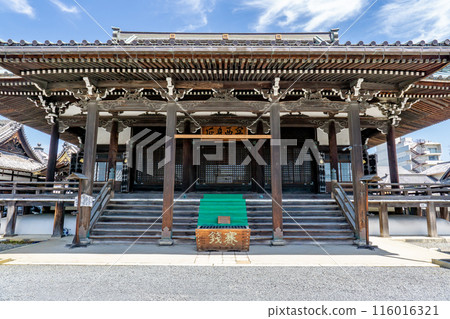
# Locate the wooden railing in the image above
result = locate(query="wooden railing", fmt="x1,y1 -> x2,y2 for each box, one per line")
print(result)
331,181 -> 356,232
89,180 -> 114,231
0,181 -> 108,202
336,181 -> 450,238
339,182 -> 450,197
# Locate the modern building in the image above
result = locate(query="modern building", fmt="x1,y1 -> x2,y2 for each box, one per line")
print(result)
376,137 -> 443,172
0,28 -> 449,245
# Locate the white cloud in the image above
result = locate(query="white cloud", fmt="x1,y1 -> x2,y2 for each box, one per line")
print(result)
243,0 -> 366,32
176,0 -> 216,31
0,0 -> 34,18
377,0 -> 450,41
50,0 -> 79,14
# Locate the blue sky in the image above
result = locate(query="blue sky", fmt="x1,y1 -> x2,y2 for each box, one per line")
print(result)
0,0 -> 449,159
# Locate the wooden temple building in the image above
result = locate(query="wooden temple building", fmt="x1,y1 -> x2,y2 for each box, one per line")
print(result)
0,28 -> 449,245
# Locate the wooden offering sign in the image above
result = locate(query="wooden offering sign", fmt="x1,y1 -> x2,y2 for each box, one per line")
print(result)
196,228 -> 250,251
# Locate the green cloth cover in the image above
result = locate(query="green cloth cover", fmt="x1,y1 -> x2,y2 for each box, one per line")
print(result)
197,194 -> 248,227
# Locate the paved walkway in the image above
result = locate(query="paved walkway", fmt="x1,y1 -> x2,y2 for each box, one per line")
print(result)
1,235 -> 449,267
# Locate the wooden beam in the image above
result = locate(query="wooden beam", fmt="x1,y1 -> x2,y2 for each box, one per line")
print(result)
52,201 -> 65,237
46,80 -> 399,92
270,102 -> 284,245
348,102 -> 366,244
160,102 -> 177,245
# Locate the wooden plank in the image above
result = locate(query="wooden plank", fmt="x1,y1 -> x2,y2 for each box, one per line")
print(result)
160,102 -> 177,245
52,201 -> 65,237
270,102 -> 284,244
378,202 -> 389,237
348,101 -> 366,243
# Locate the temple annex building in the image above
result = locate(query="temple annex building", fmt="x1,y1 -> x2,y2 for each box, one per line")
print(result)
0,28 -> 449,247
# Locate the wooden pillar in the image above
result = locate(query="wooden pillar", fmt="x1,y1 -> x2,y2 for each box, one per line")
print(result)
348,102 -> 366,244
160,102 -> 177,245
386,122 -> 399,185
252,120 -> 265,192
270,103 -> 284,245
52,201 -> 65,237
328,119 -> 339,182
77,101 -> 99,243
4,201 -> 17,236
378,203 -> 389,237
426,203 -> 438,237
107,118 -> 119,179
182,120 -> 194,192
46,120 -> 60,182
440,207 -> 449,221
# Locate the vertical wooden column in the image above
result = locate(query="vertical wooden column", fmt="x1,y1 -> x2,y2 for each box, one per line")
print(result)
182,120 -> 194,192
252,120 -> 265,192
52,201 -> 65,237
270,103 -> 284,245
426,203 -> 438,237
43,121 -> 60,216
78,101 -> 99,243
386,122 -> 399,185
378,203 -> 389,237
107,117 -> 119,179
4,201 -> 17,236
440,207 -> 449,221
328,119 -> 339,182
46,121 -> 60,182
348,102 -> 366,244
160,102 -> 177,245
386,122 -> 403,214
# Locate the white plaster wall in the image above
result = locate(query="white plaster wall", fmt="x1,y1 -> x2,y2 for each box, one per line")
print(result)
96,126 -> 131,146
369,215 -> 450,236
0,214 -> 76,235
317,128 -> 350,146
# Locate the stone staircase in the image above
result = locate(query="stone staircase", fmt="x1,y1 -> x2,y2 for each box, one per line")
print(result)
89,197 -> 355,244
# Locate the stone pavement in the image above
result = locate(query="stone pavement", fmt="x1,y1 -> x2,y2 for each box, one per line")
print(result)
1,235 -> 449,267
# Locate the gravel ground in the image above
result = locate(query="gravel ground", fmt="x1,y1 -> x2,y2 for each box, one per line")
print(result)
0,265 -> 449,301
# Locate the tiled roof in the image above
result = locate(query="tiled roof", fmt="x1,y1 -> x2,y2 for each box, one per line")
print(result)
421,162 -> 450,176
0,150 -> 45,172
1,37 -> 449,48
377,166 -> 437,184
